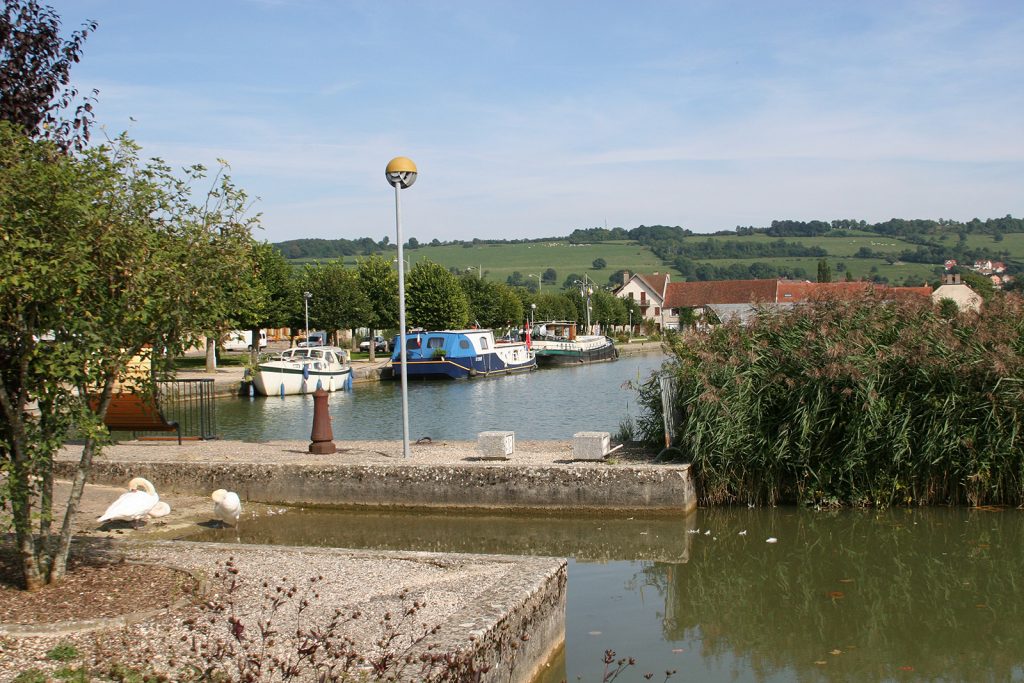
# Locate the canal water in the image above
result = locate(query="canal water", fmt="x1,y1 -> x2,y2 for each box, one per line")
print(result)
198,354 -> 1024,680
214,351 -> 666,441
191,506 -> 1024,682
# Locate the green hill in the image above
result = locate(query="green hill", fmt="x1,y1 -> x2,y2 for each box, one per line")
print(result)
275,217 -> 1024,288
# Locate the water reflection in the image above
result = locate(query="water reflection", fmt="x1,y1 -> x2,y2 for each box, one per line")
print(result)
215,354 -> 666,441
190,506 -> 1024,682
191,508 -> 696,563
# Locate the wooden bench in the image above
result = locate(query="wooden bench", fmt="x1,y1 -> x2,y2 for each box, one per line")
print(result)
99,393 -> 182,445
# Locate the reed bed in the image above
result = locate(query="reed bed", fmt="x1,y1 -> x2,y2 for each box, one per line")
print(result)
639,292 -> 1024,507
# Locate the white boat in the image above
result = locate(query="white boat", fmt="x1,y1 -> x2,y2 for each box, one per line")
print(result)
253,346 -> 352,396
530,321 -> 618,366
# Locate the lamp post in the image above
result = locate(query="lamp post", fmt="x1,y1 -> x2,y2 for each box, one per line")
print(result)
529,273 -> 541,293
303,291 -> 312,343
386,156 -> 417,459
628,309 -> 632,338
530,302 -> 536,326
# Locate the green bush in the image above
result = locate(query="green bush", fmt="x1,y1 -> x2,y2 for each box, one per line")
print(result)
639,292 -> 1024,507
46,643 -> 80,662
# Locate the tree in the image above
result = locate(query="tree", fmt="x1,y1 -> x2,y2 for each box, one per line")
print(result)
459,275 -> 522,330
407,260 -> 469,330
817,259 -> 832,283
592,257 -> 607,270
1,0 -> 97,151
542,268 -> 557,284
238,242 -> 295,366
0,125 -> 257,590
301,261 -> 369,346
563,273 -> 582,289
357,254 -> 398,360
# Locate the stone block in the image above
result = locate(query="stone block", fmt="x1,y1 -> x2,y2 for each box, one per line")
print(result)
478,431 -> 515,460
573,431 -> 610,461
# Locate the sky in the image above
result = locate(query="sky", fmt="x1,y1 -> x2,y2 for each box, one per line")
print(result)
46,0 -> 1024,244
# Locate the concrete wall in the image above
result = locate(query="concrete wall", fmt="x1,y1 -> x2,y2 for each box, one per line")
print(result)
59,461 -> 696,513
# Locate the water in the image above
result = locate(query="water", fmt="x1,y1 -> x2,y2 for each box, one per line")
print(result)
215,352 -> 665,441
191,506 -> 1024,682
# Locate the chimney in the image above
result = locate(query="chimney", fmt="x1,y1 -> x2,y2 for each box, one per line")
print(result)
622,271 -> 631,286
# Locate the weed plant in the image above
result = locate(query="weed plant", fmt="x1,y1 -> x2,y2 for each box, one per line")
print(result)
638,292 -> 1024,507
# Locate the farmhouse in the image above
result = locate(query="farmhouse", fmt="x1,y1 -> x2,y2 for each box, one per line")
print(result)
616,272 -> 670,329
650,279 -> 934,329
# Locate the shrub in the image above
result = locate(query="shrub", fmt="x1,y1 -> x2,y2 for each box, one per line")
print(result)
639,293 -> 1024,507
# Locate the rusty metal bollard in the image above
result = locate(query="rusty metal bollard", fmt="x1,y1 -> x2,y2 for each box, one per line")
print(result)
309,388 -> 337,454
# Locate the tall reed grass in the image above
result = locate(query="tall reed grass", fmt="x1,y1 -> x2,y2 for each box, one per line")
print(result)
638,292 -> 1024,507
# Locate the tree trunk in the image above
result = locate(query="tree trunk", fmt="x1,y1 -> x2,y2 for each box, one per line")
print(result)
205,335 -> 217,372
249,325 -> 261,368
48,379 -> 114,584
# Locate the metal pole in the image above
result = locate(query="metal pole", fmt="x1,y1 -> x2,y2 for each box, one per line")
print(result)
304,295 -> 310,343
395,185 -> 411,459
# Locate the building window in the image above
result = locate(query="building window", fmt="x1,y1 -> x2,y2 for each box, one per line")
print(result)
640,292 -> 647,303
628,292 -> 634,300
655,307 -> 660,316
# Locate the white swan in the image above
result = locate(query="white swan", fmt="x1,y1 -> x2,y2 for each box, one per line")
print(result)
211,489 -> 241,527
147,501 -> 171,518
98,477 -> 159,526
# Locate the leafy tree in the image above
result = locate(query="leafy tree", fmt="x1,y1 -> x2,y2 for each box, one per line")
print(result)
301,261 -> 369,346
406,236 -> 419,249
0,125 -> 257,590
237,242 -> 295,366
563,273 -> 582,289
357,254 -> 398,360
459,275 -> 522,330
506,271 -> 526,288
592,257 -> 607,270
817,259 -> 832,283
542,267 -> 557,284
407,260 -> 469,330
1,0 -> 97,151
958,269 -> 996,301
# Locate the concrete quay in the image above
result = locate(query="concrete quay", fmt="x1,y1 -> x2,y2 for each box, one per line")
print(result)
55,439 -> 696,514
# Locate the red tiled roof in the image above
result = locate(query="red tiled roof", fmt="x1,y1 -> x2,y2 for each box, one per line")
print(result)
635,273 -> 669,298
664,279 -> 777,308
663,279 -> 932,308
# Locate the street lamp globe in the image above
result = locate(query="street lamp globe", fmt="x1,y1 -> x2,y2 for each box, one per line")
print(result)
385,156 -> 418,189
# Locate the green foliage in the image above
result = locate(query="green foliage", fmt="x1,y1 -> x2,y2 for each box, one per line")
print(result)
300,261 -> 369,339
0,123 -> 258,589
46,643 -> 80,661
816,258 -> 832,283
357,254 -> 399,332
11,670 -> 47,683
406,260 -> 469,330
641,293 -> 1024,507
592,257 -> 607,269
459,275 -> 523,329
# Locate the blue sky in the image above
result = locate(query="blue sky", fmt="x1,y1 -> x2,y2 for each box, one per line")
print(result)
49,0 -> 1024,244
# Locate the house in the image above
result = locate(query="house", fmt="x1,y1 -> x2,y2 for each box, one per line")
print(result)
932,273 -> 982,312
615,272 -> 670,329
657,279 -> 934,329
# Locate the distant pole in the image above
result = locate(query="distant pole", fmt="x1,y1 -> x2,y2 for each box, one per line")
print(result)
478,264 -> 482,280
303,291 -> 312,343
386,157 -> 418,459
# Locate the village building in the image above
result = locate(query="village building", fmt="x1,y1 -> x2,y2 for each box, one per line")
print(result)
932,273 -> 983,312
615,272 -> 670,329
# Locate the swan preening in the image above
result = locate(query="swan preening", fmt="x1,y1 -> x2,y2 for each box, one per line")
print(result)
98,477 -> 160,526
148,501 -> 171,518
212,489 -> 241,527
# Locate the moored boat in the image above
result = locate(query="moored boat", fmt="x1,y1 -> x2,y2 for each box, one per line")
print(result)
253,346 -> 352,396
530,321 -> 618,366
390,329 -> 536,379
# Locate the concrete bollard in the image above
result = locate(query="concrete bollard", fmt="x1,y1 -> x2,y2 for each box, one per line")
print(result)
478,431 -> 515,460
573,431 -> 610,461
309,388 -> 337,454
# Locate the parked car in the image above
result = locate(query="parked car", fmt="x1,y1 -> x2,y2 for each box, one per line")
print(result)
359,335 -> 390,353
296,331 -> 327,348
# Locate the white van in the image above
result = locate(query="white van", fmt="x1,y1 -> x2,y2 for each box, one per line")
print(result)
223,329 -> 268,352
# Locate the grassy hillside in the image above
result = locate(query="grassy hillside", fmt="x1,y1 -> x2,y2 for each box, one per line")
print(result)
282,231 -> 1024,288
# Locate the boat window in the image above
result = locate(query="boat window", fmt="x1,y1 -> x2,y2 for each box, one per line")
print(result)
325,352 -> 336,364
427,337 -> 445,349
311,350 -> 323,359
459,339 -> 470,349
479,337 -> 489,350
407,338 -> 420,350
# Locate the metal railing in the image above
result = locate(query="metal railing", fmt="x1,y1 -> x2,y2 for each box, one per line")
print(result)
151,378 -> 217,440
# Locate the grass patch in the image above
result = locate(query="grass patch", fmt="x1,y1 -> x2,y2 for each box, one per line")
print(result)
46,643 -> 79,662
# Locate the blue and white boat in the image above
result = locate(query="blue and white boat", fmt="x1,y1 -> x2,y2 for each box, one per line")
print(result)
390,329 -> 536,379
